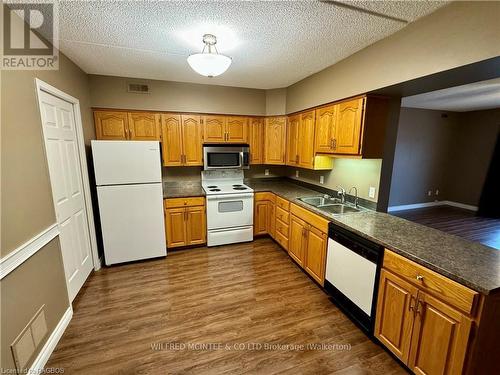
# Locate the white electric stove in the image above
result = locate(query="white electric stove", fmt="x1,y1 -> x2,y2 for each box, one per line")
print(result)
201,170 -> 254,246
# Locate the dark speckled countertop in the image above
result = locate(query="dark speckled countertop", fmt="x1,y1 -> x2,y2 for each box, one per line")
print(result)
163,178 -> 500,294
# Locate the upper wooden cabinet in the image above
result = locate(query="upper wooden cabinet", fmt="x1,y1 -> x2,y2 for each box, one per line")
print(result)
94,111 -> 129,140
297,110 -> 316,169
286,114 -> 300,166
127,112 -> 161,140
248,117 -> 264,164
161,114 -> 203,167
314,96 -> 390,158
203,115 -> 248,143
264,116 -> 287,164
94,110 -> 160,141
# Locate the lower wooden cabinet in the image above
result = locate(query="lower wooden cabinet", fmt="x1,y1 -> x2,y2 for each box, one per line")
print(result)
254,192 -> 276,238
164,197 -> 206,248
288,214 -> 307,266
303,225 -> 327,285
375,253 -> 475,375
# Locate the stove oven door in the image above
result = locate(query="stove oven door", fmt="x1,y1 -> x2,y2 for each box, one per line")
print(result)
206,193 -> 254,230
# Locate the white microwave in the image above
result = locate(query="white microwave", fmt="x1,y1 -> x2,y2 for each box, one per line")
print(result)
203,144 -> 250,170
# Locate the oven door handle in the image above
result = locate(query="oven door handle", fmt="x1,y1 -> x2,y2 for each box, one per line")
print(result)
207,193 -> 254,200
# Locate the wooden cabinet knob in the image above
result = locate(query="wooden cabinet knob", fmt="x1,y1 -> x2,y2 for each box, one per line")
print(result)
416,275 -> 424,281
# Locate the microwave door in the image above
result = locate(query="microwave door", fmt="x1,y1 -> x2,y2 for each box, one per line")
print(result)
206,152 -> 241,169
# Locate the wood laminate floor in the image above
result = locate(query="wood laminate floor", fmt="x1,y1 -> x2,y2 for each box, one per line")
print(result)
46,238 -> 406,375
392,206 -> 500,250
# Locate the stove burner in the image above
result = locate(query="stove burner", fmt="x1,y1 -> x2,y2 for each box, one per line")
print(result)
209,188 -> 221,192
232,184 -> 243,187
233,187 -> 247,190
207,185 -> 218,188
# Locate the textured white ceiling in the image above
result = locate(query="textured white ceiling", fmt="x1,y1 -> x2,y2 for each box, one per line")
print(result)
56,0 -> 448,89
402,78 -> 500,112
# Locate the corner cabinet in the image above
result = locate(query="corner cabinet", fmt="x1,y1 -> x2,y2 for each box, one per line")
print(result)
264,117 -> 287,165
164,197 -> 206,248
375,250 -> 477,375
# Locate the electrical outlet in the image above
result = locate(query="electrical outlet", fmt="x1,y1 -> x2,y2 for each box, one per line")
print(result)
369,187 -> 376,199
295,170 -> 299,178
428,190 -> 432,196
435,189 -> 439,196
319,176 -> 324,184
264,169 -> 269,176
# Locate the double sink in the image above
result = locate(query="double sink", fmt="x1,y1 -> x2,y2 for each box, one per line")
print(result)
298,195 -> 364,215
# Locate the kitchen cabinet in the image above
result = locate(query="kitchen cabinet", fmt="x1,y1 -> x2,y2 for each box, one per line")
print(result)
375,250 -> 477,375
164,197 -> 206,248
254,192 -> 276,237
289,204 -> 329,285
264,116 -> 287,164
287,111 -> 333,170
203,115 -> 248,143
161,114 -> 203,167
127,112 -> 161,140
94,110 -> 129,140
248,117 -> 264,164
314,104 -> 337,154
334,97 -> 364,155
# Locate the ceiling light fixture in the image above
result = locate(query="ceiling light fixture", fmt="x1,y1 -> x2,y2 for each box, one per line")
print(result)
187,34 -> 232,77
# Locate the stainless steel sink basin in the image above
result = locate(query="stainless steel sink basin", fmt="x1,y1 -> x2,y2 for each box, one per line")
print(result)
298,195 -> 363,215
298,195 -> 342,207
318,204 -> 361,215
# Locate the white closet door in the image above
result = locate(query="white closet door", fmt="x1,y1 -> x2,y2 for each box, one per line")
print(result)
38,90 -> 93,301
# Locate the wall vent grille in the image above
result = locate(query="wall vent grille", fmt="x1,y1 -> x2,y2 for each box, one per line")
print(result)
127,83 -> 150,94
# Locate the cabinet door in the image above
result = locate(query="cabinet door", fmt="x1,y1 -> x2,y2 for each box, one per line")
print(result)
267,200 -> 276,239
226,116 -> 248,143
165,207 -> 187,248
249,117 -> 264,164
94,111 -> 129,140
128,112 -> 161,140
315,105 -> 336,154
264,117 -> 287,164
375,269 -> 418,364
203,115 -> 226,142
298,110 -> 316,169
408,293 -> 472,375
334,97 -> 364,155
161,114 -> 183,166
254,200 -> 269,235
286,114 -> 300,166
289,215 -> 307,266
303,225 -> 327,285
182,115 -> 203,166
186,205 -> 206,245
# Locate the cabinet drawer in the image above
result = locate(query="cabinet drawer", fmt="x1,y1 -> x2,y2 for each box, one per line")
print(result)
164,197 -> 205,209
290,203 -> 329,233
275,206 -> 289,224
276,196 -> 290,211
276,219 -> 289,238
255,192 -> 276,203
275,231 -> 289,250
383,250 -> 478,315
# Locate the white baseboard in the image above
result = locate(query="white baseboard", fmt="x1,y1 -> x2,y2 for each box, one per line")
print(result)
29,306 -> 73,372
388,200 -> 478,212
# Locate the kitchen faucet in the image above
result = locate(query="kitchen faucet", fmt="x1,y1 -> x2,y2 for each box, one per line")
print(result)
337,186 -> 346,203
349,186 -> 359,208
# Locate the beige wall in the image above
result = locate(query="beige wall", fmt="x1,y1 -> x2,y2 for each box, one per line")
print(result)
89,75 -> 267,115
1,13 -> 93,371
286,159 -> 383,202
265,88 -> 287,116
1,239 -> 69,371
286,2 -> 500,113
389,107 -> 500,207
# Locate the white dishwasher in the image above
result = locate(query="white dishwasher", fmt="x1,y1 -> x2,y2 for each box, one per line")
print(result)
325,222 -> 383,335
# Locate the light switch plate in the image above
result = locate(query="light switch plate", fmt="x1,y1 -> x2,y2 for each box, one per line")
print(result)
264,169 -> 269,176
369,187 -> 376,199
319,176 -> 324,184
295,170 -> 299,178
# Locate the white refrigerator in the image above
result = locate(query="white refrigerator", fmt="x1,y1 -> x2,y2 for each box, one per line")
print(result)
91,140 -> 166,265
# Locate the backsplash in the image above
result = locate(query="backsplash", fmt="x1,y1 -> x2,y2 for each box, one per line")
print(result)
162,165 -> 286,183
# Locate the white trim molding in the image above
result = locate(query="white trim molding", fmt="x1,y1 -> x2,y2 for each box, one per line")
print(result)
388,200 -> 478,213
29,306 -> 73,372
0,224 -> 59,280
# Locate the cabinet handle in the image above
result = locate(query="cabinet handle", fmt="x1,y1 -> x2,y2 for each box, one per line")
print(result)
416,299 -> 424,315
409,295 -> 416,313
333,139 -> 337,149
